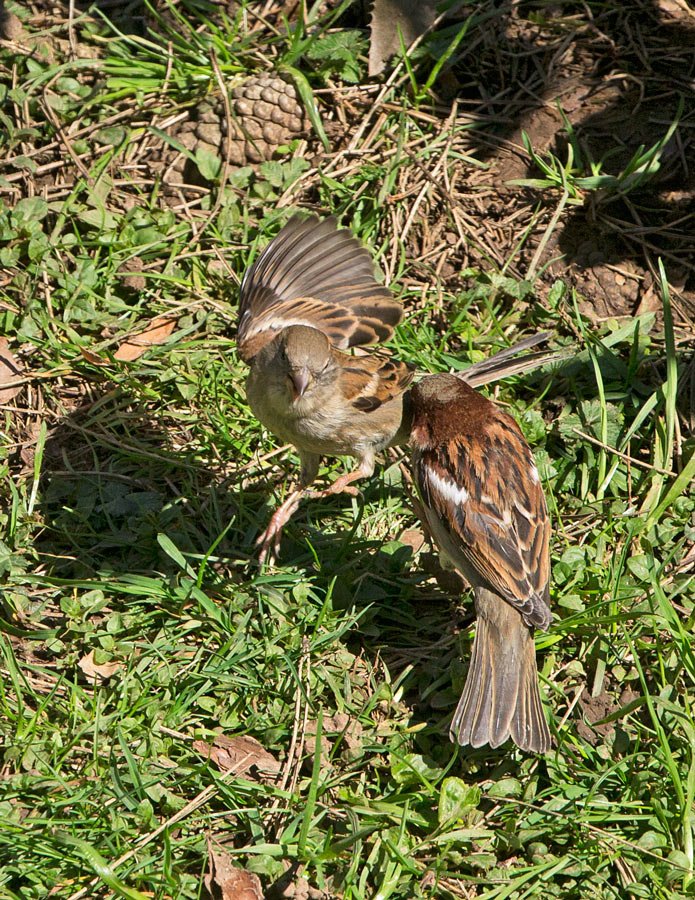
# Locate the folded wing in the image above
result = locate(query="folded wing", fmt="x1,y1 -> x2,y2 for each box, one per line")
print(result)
336,352 -> 415,412
415,413 -> 551,630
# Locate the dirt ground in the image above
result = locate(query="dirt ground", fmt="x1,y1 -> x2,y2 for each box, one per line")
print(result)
3,0 -> 695,332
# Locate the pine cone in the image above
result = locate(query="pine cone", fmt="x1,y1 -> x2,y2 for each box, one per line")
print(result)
163,74 -> 308,185
193,74 -> 307,166
229,74 -> 307,162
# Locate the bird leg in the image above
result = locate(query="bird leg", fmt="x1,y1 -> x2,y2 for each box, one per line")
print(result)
305,468 -> 365,499
255,488 -> 305,566
256,460 -> 372,566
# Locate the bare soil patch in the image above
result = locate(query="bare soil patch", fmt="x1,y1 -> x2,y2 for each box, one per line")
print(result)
6,0 -> 695,332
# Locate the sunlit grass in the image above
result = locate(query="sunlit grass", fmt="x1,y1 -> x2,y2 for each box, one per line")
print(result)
1,1 -> 694,899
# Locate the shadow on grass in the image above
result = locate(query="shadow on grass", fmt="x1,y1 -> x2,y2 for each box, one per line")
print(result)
30,390 -> 241,580
426,0 -> 695,322
21,383 -> 471,753
19,350 -> 605,776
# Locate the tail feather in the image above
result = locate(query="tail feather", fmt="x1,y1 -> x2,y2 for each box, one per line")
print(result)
450,588 -> 551,753
457,616 -> 497,747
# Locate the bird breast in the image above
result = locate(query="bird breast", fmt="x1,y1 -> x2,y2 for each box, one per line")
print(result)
246,361 -> 404,457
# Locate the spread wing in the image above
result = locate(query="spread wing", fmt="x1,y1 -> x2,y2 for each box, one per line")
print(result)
459,332 -> 567,387
336,351 -> 415,412
238,215 -> 403,361
414,411 -> 551,630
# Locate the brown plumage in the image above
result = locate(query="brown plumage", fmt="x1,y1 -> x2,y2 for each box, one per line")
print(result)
410,374 -> 552,753
239,214 -> 563,565
238,214 -> 403,362
240,215 -> 415,563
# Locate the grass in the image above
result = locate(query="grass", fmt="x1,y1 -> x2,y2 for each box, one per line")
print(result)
510,99 -> 684,206
1,0 -> 695,898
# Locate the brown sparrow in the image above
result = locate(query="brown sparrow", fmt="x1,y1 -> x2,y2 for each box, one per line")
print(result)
239,214 -> 413,563
409,373 -> 552,752
239,214 -> 562,565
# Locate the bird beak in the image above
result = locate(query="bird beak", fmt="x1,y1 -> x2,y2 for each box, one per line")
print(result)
288,367 -> 311,402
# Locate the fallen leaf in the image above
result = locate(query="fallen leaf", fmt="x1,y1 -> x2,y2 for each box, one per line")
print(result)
368,0 -> 437,76
19,444 -> 36,470
307,713 -> 363,747
78,650 -> 121,684
399,528 -> 426,555
204,841 -> 263,900
304,713 -> 365,765
80,347 -> 110,366
113,317 -> 176,362
193,734 -> 281,782
634,284 -> 661,316
0,337 -> 23,403
274,874 -> 319,900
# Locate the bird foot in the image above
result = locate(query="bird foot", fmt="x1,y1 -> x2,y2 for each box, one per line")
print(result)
307,470 -> 364,500
256,471 -> 365,565
255,489 -> 304,566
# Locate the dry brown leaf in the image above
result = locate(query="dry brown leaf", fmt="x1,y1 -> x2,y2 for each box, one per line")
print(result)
80,347 -> 111,366
275,875 -> 325,900
399,528 -> 426,555
113,317 -> 176,362
78,650 -> 121,684
304,713 -> 365,765
368,0 -> 437,76
193,734 -> 281,782
0,337 -> 23,403
204,842 -> 263,900
634,284 -> 661,317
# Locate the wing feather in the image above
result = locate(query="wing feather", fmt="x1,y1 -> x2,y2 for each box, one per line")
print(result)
238,215 -> 402,361
337,352 -> 415,412
414,418 -> 550,630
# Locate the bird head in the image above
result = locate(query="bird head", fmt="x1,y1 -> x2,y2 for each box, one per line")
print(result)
409,374 -> 481,448
278,325 -> 333,404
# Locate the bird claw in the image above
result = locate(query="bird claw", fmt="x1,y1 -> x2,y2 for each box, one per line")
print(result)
308,480 -> 362,500
255,521 -> 283,567
328,476 -> 362,498
255,489 -> 304,567
255,510 -> 285,566
254,473 -> 364,566
308,470 -> 365,500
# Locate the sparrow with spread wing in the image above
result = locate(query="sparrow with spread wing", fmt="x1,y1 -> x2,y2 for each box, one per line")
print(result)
239,214 -> 561,565
410,373 -> 552,752
239,214 -> 414,563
